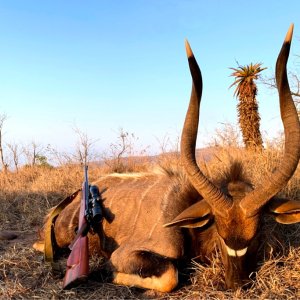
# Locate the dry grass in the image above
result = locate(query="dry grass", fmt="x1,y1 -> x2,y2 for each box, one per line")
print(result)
0,147 -> 299,299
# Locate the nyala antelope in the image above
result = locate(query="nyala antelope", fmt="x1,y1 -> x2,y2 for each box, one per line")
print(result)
34,24 -> 300,291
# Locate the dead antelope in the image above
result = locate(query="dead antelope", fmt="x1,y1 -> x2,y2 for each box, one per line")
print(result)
34,24 -> 300,291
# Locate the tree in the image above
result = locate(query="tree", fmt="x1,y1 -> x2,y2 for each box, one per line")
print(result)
209,122 -> 242,148
229,63 -> 266,151
73,127 -> 98,166
23,141 -> 45,166
7,142 -> 22,172
105,128 -> 135,172
35,154 -> 52,168
104,128 -> 146,173
261,56 -> 300,117
0,114 -> 9,173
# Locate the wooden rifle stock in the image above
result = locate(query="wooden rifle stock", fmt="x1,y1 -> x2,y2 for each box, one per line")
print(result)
63,166 -> 90,289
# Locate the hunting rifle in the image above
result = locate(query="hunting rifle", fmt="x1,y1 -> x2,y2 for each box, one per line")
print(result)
63,165 -> 103,289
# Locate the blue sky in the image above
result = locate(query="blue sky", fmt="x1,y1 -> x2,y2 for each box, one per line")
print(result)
0,1 -> 299,155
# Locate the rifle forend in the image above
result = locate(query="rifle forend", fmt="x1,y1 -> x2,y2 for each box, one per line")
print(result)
62,166 -> 90,289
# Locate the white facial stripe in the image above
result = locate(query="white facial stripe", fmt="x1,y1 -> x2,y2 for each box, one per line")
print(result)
225,245 -> 236,257
225,245 -> 248,257
236,247 -> 248,257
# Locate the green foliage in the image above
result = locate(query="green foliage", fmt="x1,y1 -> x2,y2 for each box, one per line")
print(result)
229,63 -> 267,98
35,154 -> 53,168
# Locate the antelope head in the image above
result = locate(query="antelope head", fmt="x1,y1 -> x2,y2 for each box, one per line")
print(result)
165,24 -> 300,289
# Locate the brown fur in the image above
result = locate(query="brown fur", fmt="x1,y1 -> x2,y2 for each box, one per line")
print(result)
35,163 -> 253,288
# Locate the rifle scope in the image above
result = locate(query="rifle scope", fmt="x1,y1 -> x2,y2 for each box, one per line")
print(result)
89,185 -> 103,224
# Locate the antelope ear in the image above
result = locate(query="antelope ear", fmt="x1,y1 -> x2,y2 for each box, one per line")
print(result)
268,198 -> 300,224
163,200 -> 212,228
